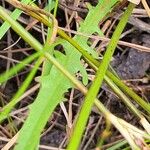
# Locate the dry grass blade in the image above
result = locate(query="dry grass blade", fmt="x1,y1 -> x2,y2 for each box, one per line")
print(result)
0,0 -> 150,149
5,0 -> 58,44
141,0 -> 150,17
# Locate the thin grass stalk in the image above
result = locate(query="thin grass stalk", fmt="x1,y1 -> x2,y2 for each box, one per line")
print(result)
106,71 -> 150,113
11,1 -> 150,114
0,2 -> 149,128
0,57 -> 43,122
0,2 -> 148,130
1,3 -> 149,114
53,0 -> 59,17
41,0 -> 58,76
0,2 -> 148,149
0,6 -> 43,51
0,52 -> 41,83
67,3 -> 136,150
96,119 -> 111,149
0,0 -> 32,39
105,76 -> 141,117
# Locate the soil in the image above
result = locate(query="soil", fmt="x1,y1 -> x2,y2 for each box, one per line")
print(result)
112,33 -> 150,79
0,0 -> 150,149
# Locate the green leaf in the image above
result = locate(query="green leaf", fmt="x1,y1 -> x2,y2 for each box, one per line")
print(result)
60,0 -> 119,85
15,52 -> 73,149
14,0 -> 119,149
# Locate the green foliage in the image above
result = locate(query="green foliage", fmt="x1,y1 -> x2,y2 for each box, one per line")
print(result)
14,1 -> 120,149
0,56 -> 42,121
67,3 -> 136,150
0,0 -> 150,150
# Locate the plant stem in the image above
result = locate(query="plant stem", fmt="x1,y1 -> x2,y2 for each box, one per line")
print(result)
67,3 -> 135,150
12,1 -> 150,114
0,52 -> 41,83
0,57 -> 43,122
1,2 -> 149,114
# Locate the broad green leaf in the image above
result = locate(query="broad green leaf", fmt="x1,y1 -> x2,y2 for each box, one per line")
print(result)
15,52 -> 73,150
61,0 -> 119,85
14,0 -> 119,149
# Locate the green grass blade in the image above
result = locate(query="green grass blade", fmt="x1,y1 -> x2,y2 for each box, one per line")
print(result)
0,52 -> 41,84
0,1 -> 120,149
0,2 -> 146,149
67,3 -> 135,150
0,57 -> 43,122
105,76 -> 142,117
53,0 -> 58,17
7,0 -> 149,115
106,140 -> 127,150
106,71 -> 150,113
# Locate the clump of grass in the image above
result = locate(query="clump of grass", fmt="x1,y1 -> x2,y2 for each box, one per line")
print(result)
0,0 -> 150,149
